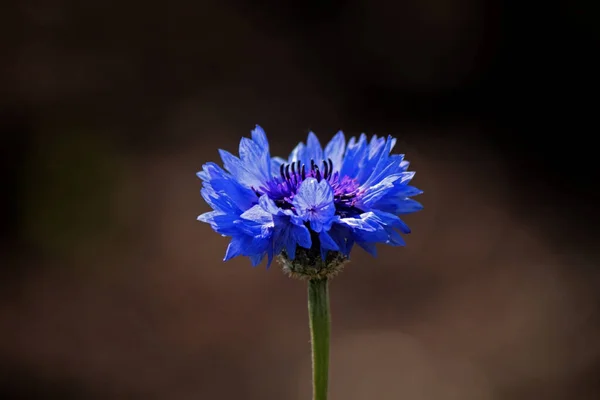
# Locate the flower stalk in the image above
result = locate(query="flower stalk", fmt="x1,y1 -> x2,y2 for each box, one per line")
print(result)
308,278 -> 330,400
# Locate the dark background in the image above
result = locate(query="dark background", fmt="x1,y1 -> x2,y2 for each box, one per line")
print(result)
1,0 -> 599,399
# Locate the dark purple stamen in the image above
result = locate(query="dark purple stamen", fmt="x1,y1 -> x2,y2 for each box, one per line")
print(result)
314,165 -> 321,181
263,158 -> 363,217
278,157 -> 338,185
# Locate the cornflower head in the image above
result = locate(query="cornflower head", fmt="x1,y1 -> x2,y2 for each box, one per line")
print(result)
197,125 -> 423,280
197,125 -> 423,400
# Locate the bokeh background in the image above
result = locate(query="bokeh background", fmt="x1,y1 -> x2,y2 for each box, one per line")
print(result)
1,1 -> 599,399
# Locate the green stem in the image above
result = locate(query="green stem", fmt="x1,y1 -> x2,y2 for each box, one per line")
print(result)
308,278 -> 330,400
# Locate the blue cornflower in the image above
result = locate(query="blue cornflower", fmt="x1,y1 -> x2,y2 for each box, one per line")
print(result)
197,125 -> 422,272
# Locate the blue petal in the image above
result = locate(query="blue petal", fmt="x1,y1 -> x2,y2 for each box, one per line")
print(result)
338,209 -> 413,254
250,253 -> 265,267
319,230 -> 339,260
198,162 -> 257,211
338,214 -> 379,232
197,161 -> 228,182
328,223 -> 354,256
367,184 -> 423,214
288,142 -> 305,163
197,211 -> 240,236
270,205 -> 312,260
340,212 -> 389,243
239,137 -> 271,182
368,135 -> 386,160
285,238 -> 298,259
340,134 -> 368,180
359,172 -> 415,208
237,194 -> 314,264
200,187 -> 239,215
358,175 -> 398,207
219,149 -> 264,189
320,231 -> 339,251
371,210 -> 411,234
360,154 -> 406,188
324,131 -> 345,171
294,224 -> 312,249
305,131 -> 324,165
251,125 -> 269,150
210,179 -> 257,211
270,156 -> 287,177
280,222 -> 311,260
396,198 -> 424,214
358,241 -> 378,256
224,235 -> 251,261
257,194 -> 280,215
224,234 -> 273,264
292,178 -> 337,232
375,180 -> 423,202
397,185 -> 423,197
359,135 -> 395,186
384,227 -> 406,246
351,225 -> 388,244
240,203 -> 274,226
247,236 -> 271,257
215,128 -> 273,189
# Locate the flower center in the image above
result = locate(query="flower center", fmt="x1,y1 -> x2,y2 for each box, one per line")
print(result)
254,158 -> 364,218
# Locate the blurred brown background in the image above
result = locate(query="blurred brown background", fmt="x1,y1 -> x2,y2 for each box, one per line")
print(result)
1,0 -> 599,399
